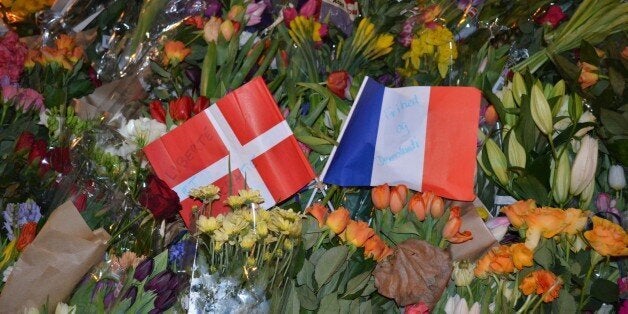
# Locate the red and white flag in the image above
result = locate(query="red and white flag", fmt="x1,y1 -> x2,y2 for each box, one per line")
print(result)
144,78 -> 315,226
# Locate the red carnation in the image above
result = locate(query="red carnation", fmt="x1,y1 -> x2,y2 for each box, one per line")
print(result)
139,174 -> 181,220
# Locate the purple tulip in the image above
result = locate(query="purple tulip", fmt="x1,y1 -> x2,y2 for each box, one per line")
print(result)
123,286 -> 138,305
168,273 -> 189,291
154,289 -> 177,310
185,66 -> 201,91
595,193 -> 611,212
145,271 -> 174,294
204,0 -> 221,17
103,291 -> 115,309
134,258 -> 154,282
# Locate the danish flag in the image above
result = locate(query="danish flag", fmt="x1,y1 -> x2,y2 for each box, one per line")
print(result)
144,78 -> 315,226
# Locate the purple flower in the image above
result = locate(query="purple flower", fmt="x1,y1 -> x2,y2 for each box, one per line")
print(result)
122,286 -> 138,304
619,277 -> 628,299
596,193 -> 611,212
1,85 -> 45,113
134,258 -> 154,282
145,271 -> 174,294
204,0 -> 221,17
154,289 -> 177,310
246,1 -> 267,26
3,200 -> 42,240
457,0 -> 484,10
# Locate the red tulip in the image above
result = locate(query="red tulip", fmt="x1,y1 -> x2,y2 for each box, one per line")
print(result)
193,96 -> 210,114
169,96 -> 193,123
327,71 -> 351,99
14,131 -> 34,154
149,100 -> 166,123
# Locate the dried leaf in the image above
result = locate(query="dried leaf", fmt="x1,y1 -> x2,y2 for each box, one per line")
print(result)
373,239 -> 452,308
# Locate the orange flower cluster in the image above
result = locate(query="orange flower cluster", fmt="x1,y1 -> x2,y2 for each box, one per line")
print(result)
305,204 -> 393,261
502,200 -> 589,249
408,191 -> 445,220
474,243 -> 533,278
162,41 -> 191,67
583,216 -> 628,257
25,35 -> 84,70
519,270 -> 563,302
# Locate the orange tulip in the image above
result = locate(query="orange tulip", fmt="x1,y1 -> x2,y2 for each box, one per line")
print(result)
421,191 -> 435,211
584,216 -> 628,257
163,40 -> 191,66
443,207 -> 473,244
562,208 -> 588,235
371,184 -> 390,209
501,199 -> 536,228
389,185 -> 408,214
326,207 -> 351,234
345,220 -> 375,247
510,243 -> 533,270
430,196 -> 445,218
16,222 -> 37,251
364,235 -> 387,261
306,203 -> 327,227
409,194 -> 427,221
519,270 -> 562,302
524,207 -> 566,249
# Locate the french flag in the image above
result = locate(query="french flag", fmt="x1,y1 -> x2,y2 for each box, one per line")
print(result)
321,77 -> 481,201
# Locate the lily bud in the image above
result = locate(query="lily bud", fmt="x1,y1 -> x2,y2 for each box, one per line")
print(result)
570,135 -> 598,196
551,149 -> 571,205
530,84 -> 554,136
511,72 -> 526,105
551,80 -> 566,98
485,138 -> 509,186
608,165 -> 626,191
507,132 -> 526,168
574,111 -> 596,137
579,179 -> 595,209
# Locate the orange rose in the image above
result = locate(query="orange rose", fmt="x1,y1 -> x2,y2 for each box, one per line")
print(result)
306,203 -> 327,227
488,245 -> 515,275
577,62 -> 599,89
562,208 -> 589,235
344,220 -> 375,247
519,270 -> 562,302
501,199 -> 536,228
162,40 -> 191,66
584,216 -> 628,256
16,222 -> 37,251
524,207 -> 566,249
389,185 -> 408,214
326,207 -> 351,234
474,252 -> 492,278
364,235 -> 387,261
372,184 -> 390,209
409,193 -> 426,221
510,243 -> 533,270
443,206 -> 473,244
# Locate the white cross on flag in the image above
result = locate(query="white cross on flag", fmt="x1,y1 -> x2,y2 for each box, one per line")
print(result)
144,77 -> 315,226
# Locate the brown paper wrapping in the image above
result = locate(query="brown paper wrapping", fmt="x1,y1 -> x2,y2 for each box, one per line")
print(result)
448,198 -> 498,261
0,201 -> 110,313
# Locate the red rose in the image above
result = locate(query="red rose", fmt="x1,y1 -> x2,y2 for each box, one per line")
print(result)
193,96 -> 210,115
16,222 -> 37,251
327,71 -> 351,99
168,96 -> 193,123
149,100 -> 167,123
27,139 -> 47,166
46,147 -> 72,174
535,5 -> 567,29
139,174 -> 181,220
14,131 -> 34,154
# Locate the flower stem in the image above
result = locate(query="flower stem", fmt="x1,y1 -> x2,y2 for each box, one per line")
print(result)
579,252 -> 602,310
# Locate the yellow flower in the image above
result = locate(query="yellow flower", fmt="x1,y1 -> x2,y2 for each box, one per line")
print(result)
189,184 -> 221,203
562,208 -> 588,235
584,216 -> 628,256
197,215 -> 221,233
238,189 -> 264,204
162,40 -> 191,67
510,243 -> 534,270
256,221 -> 268,237
226,195 -> 245,208
240,232 -> 257,250
365,33 -> 394,59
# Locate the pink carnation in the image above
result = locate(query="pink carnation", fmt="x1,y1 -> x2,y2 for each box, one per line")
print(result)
0,32 -> 28,83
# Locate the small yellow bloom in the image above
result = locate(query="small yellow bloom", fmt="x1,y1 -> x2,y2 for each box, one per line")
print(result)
226,195 -> 245,208
238,189 -> 264,204
240,232 -> 257,250
197,215 -> 221,233
189,184 -> 221,203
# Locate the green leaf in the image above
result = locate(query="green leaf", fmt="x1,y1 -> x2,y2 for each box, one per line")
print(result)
319,293 -> 341,313
149,61 -> 171,78
341,271 -> 372,299
284,281 -> 301,314
512,175 -> 550,205
552,289 -> 576,313
606,138 -> 628,166
360,277 -> 377,297
590,278 -> 619,303
297,260 -> 315,289
608,67 -> 625,96
534,244 -> 553,269
601,109 -> 628,135
296,285 -> 319,310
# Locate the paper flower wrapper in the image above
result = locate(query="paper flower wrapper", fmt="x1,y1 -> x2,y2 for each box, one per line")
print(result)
0,201 -> 110,313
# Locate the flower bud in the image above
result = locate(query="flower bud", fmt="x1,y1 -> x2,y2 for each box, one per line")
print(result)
220,20 -> 235,41
507,132 -> 526,168
14,131 -> 34,154
154,289 -> 177,310
193,96 -> 210,115
133,258 -> 154,282
327,71 -> 351,99
608,165 -> 626,191
326,207 -> 350,234
149,100 -> 166,123
27,139 -> 47,166
574,111 -> 596,137
579,178 -> 595,209
409,193 -> 426,221
389,185 -> 408,214
452,261 -> 475,287
371,184 -> 390,209
306,203 -> 327,227
145,271 -> 173,294
484,105 -> 498,126
203,17 -> 222,43
122,286 -> 138,304
595,193 -> 611,212
530,84 -> 554,136
169,96 -> 193,123
430,197 -> 445,218
551,149 -> 571,205
570,135 -> 598,195
485,138 -> 509,186
511,72 -> 526,105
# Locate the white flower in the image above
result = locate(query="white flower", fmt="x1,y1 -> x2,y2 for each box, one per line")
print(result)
486,216 -> 510,241
608,165 -> 626,191
444,295 -> 480,314
574,111 -> 596,137
118,118 -> 167,148
54,303 -> 76,314
569,135 -> 598,196
22,307 -> 39,314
